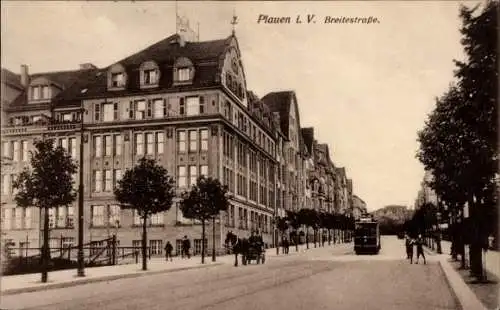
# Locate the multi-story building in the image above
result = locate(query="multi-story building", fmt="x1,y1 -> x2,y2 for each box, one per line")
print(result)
334,167 -> 350,214
1,31 -> 280,256
346,179 -> 353,213
1,27 -> 361,257
262,91 -> 305,212
414,170 -> 438,210
1,68 -> 24,127
301,127 -> 343,217
352,195 -> 367,220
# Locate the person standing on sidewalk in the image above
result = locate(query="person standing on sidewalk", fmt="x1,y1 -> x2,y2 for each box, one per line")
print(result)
283,237 -> 289,254
405,234 -> 414,263
182,236 -> 191,259
164,241 -> 173,262
415,234 -> 426,264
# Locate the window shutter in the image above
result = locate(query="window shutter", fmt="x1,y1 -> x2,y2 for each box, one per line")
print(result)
113,102 -> 118,120
199,96 -> 205,114
163,99 -> 167,116
180,97 -> 185,115
147,100 -> 152,118
129,101 -> 134,119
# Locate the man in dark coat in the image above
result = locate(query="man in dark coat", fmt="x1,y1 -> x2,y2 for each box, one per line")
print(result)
182,236 -> 191,259
164,241 -> 173,262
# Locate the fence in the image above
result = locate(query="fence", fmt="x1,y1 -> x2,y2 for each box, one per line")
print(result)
4,236 -> 234,275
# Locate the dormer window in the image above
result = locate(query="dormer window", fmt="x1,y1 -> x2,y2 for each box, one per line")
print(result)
144,69 -> 157,85
178,68 -> 190,81
111,73 -> 124,88
31,85 -> 50,101
173,57 -> 194,85
107,64 -> 127,90
139,61 -> 160,88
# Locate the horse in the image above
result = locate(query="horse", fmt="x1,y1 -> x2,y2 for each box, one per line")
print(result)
225,231 -> 249,267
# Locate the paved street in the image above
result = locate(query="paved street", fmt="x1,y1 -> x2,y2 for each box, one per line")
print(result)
1,237 -> 458,310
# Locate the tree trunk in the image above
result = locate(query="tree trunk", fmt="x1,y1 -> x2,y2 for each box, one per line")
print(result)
313,229 -> 317,248
328,229 -> 331,245
305,227 -> 309,249
276,231 -> 280,255
295,231 -> 299,252
460,212 -> 466,269
201,220 -> 206,264
41,206 -> 49,283
142,216 -> 148,271
212,217 -> 216,262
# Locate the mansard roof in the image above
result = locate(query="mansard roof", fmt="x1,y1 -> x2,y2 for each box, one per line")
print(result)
298,132 -> 308,157
4,68 -> 100,111
246,90 -> 280,135
58,34 -> 233,102
301,127 -> 314,155
1,68 -> 23,90
119,34 -> 231,66
335,167 -> 347,179
262,90 -> 301,141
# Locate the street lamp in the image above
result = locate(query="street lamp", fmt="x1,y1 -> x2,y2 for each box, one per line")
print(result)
77,108 -> 86,277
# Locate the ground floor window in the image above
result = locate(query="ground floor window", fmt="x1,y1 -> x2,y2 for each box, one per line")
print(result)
150,239 -> 163,255
62,237 -> 75,248
175,239 -> 183,256
49,238 -> 59,250
193,239 -> 207,255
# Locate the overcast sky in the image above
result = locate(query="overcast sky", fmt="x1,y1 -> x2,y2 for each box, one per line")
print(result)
1,1 -> 480,211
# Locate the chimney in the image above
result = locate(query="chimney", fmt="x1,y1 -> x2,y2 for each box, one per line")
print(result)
79,63 -> 97,70
20,64 -> 29,87
178,33 -> 186,47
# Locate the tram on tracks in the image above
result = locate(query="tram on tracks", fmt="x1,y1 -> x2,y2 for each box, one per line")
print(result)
354,216 -> 381,255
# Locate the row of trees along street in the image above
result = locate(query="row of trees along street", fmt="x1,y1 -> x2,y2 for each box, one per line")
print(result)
275,208 -> 355,254
416,1 -> 498,281
13,139 -> 230,282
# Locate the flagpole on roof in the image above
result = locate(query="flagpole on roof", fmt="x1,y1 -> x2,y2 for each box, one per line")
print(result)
175,0 -> 178,34
231,9 -> 238,36
197,22 -> 200,41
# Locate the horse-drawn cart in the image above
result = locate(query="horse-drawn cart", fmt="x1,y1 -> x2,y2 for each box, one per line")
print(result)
243,241 -> 265,265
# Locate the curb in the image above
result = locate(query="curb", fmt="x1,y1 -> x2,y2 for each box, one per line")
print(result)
437,256 -> 487,310
2,262 -> 223,296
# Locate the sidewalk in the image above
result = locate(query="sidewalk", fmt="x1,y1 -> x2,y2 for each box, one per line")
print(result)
1,256 -> 226,296
0,242 -> 346,296
427,240 -> 500,278
424,241 -> 499,310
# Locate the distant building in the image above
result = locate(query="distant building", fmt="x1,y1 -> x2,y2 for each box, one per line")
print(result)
352,195 -> 367,220
415,170 -> 438,209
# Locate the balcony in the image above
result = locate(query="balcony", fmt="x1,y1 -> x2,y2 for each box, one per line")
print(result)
2,121 -> 80,136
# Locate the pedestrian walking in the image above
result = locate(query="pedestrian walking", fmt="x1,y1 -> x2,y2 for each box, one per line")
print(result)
282,237 -> 290,254
182,236 -> 191,259
405,234 -> 414,263
164,241 -> 173,262
415,234 -> 426,264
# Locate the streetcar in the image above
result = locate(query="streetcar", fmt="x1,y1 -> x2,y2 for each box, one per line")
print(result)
354,216 -> 381,255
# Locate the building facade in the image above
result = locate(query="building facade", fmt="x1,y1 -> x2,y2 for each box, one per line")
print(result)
414,170 -> 438,210
352,195 -> 368,220
1,30 -> 359,257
